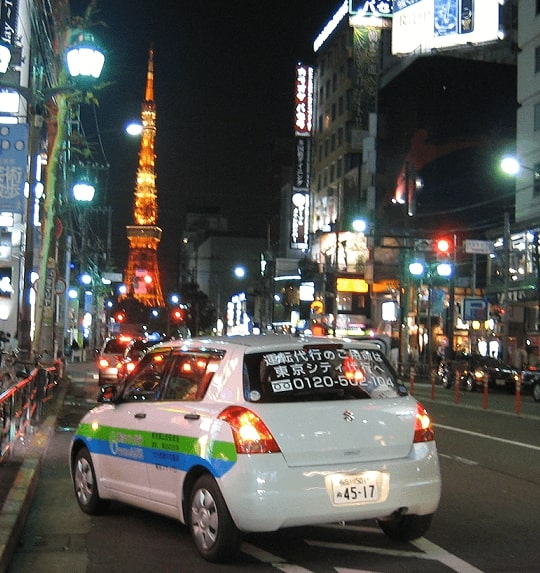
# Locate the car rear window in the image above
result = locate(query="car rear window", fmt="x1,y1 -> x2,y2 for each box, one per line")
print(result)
243,345 -> 404,403
103,338 -> 131,354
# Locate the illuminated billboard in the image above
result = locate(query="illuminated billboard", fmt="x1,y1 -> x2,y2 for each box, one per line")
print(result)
290,191 -> 310,251
392,0 -> 502,56
294,65 -> 314,137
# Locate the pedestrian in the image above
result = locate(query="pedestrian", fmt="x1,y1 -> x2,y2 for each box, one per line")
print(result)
513,343 -> 528,370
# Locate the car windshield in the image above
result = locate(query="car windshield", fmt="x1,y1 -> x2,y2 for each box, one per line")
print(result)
103,338 -> 131,354
243,345 -> 402,403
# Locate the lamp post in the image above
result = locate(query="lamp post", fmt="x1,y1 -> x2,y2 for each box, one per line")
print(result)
500,157 -> 540,358
18,30 -> 105,361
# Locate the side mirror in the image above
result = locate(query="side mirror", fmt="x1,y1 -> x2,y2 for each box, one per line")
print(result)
98,384 -> 118,403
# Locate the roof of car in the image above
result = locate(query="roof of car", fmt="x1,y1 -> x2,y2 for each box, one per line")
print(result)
149,334 -> 383,353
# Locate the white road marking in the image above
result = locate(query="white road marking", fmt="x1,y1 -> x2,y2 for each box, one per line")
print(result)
243,524 -> 485,573
412,537 -> 484,573
438,452 -> 479,465
335,567 -> 378,573
242,543 -> 313,572
435,423 -> 540,451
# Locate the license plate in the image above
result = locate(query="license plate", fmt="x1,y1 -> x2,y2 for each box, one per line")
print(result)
495,378 -> 506,386
330,472 -> 380,504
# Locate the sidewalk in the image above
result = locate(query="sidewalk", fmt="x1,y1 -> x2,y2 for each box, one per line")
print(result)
0,360 -> 95,573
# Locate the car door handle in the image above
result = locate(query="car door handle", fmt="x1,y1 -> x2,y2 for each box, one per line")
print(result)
134,412 -> 146,419
184,413 -> 200,420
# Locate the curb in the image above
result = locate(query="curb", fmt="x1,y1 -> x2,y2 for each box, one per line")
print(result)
0,380 -> 70,573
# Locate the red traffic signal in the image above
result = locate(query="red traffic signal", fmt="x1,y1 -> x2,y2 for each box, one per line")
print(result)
171,308 -> 184,322
434,237 -> 452,256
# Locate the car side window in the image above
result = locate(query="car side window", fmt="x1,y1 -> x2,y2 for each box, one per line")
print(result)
123,352 -> 168,401
163,352 -> 222,401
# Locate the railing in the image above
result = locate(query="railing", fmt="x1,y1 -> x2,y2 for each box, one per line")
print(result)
0,365 -> 59,463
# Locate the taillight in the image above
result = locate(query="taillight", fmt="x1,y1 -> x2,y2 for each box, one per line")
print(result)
98,358 -> 110,369
126,362 -> 137,374
414,402 -> 435,443
218,406 -> 281,454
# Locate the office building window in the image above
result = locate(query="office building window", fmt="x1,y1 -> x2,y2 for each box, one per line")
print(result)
537,0 -> 540,15
535,163 -> 540,194
536,46 -> 540,73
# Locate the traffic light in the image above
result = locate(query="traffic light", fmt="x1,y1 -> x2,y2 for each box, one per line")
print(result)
433,236 -> 453,259
114,311 -> 125,323
171,308 -> 184,322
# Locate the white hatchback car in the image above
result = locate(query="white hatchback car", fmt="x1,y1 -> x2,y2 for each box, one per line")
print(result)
70,335 -> 441,562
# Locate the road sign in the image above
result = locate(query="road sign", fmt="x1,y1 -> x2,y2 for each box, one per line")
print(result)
463,297 -> 488,321
311,300 -> 324,314
464,240 -> 493,255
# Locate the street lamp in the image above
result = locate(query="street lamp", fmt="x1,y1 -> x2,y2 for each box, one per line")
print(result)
18,29 -> 106,360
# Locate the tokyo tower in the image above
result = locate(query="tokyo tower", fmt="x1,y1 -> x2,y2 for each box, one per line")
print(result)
123,48 -> 165,308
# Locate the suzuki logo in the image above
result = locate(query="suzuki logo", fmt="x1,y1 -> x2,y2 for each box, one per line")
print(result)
343,410 -> 355,422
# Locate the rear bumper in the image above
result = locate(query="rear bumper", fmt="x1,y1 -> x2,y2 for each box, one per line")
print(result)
218,441 -> 441,532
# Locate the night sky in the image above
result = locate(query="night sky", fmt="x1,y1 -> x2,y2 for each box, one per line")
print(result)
73,0 -> 339,289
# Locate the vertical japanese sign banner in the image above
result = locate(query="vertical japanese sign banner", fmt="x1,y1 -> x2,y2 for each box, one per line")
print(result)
0,0 -> 19,44
0,123 -> 29,214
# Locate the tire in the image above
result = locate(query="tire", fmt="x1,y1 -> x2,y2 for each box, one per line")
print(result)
189,474 -> 242,562
533,382 -> 540,402
377,513 -> 433,541
73,447 -> 108,514
464,375 -> 476,392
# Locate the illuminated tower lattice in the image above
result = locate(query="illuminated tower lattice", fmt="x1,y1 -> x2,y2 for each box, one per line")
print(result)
123,49 -> 165,307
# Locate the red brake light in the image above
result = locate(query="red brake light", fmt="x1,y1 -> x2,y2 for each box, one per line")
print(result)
218,406 -> 281,454
126,362 -> 137,374
98,358 -> 110,369
414,402 -> 435,443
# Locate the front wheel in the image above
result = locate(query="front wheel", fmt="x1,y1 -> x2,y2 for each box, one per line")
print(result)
377,513 -> 433,541
189,474 -> 242,562
533,382 -> 540,402
72,447 -> 108,514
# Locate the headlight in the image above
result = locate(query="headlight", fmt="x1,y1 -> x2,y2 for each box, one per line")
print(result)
473,369 -> 485,380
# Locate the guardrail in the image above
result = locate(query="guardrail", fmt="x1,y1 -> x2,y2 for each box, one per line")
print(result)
0,365 -> 59,463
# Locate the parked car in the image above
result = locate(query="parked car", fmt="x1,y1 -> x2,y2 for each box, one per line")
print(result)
70,334 -> 441,562
437,353 -> 519,393
96,336 -> 133,385
116,337 -> 157,382
521,362 -> 540,401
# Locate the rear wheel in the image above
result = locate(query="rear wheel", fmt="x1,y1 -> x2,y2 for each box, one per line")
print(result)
533,382 -> 540,402
377,513 -> 433,541
189,474 -> 242,562
73,447 -> 108,514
